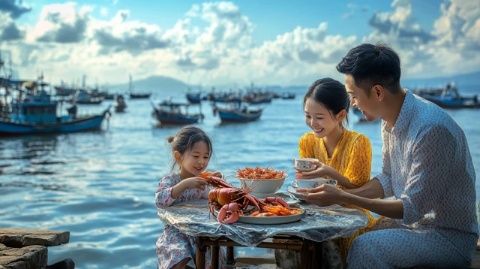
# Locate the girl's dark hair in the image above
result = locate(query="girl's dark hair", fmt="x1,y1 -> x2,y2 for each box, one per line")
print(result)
167,126 -> 212,169
336,43 -> 401,94
303,78 -> 350,121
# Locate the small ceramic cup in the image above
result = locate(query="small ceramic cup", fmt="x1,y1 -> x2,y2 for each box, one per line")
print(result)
294,158 -> 318,171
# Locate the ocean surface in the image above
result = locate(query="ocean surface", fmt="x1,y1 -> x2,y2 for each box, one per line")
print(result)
0,86 -> 479,268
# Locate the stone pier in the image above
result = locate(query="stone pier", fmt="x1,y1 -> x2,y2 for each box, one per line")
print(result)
0,228 -> 71,269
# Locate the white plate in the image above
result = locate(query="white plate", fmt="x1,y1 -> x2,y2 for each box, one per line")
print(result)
287,186 -> 308,201
237,208 -> 305,225
292,178 -> 337,188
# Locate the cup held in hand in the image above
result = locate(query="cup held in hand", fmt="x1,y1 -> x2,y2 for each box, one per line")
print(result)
294,158 -> 317,171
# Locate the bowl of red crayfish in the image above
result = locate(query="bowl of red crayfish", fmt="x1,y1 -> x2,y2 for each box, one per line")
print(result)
236,167 -> 286,197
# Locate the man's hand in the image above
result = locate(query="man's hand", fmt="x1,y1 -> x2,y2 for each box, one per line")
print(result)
297,184 -> 345,206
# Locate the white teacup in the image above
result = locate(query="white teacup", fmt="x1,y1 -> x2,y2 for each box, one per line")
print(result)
294,158 -> 317,171
294,177 -> 337,189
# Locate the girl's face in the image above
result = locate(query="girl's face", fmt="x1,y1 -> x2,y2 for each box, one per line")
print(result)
177,141 -> 211,177
304,97 -> 344,138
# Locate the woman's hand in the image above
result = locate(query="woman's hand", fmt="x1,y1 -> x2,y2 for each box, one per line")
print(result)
295,160 -> 334,179
297,184 -> 345,206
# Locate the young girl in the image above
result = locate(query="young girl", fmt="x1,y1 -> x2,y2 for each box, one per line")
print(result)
156,126 -> 220,269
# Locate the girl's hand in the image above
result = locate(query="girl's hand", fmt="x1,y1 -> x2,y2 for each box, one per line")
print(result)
181,177 -> 208,191
296,160 -> 334,179
211,171 -> 223,179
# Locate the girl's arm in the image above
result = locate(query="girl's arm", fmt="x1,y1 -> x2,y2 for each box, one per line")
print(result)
170,181 -> 189,199
155,176 -> 178,208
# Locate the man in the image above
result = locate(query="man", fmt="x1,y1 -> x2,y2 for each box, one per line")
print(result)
300,43 -> 478,268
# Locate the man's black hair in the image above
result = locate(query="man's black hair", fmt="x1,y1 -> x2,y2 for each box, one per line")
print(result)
336,43 -> 401,94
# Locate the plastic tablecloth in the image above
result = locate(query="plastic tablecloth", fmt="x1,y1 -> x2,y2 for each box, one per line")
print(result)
157,193 -> 368,246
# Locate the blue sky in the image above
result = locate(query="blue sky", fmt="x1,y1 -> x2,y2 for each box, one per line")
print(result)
0,0 -> 478,86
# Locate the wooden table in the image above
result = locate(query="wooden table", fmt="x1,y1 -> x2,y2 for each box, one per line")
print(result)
195,235 -> 321,269
157,197 -> 368,269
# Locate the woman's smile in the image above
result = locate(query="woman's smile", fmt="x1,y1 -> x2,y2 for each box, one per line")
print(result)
313,128 -> 325,135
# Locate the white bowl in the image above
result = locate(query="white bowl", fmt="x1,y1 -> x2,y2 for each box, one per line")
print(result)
238,177 -> 285,197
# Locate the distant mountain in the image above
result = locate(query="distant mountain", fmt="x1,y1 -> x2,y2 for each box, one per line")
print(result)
108,75 -> 191,93
403,71 -> 480,89
104,71 -> 480,94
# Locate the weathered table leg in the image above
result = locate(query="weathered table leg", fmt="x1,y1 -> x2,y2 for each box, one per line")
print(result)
226,246 -> 234,265
299,240 -> 313,269
195,237 -> 207,269
313,241 -> 323,268
211,244 -> 219,269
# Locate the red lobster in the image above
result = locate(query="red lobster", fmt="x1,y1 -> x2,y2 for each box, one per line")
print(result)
199,171 -> 290,224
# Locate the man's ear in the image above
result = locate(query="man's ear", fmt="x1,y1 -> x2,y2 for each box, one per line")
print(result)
174,151 -> 182,162
373,84 -> 385,102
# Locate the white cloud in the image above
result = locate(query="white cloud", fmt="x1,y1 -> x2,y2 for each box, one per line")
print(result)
364,0 -> 480,78
28,3 -> 91,43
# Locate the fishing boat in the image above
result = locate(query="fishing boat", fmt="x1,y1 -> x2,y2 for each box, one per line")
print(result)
127,75 -> 151,99
129,92 -> 152,99
0,86 -> 110,136
0,55 -> 110,135
73,89 -> 104,104
114,95 -> 127,113
212,101 -> 263,123
152,100 -> 203,125
414,83 -> 480,109
280,92 -> 296,100
186,91 -> 202,104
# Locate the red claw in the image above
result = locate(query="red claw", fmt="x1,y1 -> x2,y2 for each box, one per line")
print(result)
217,203 -> 242,224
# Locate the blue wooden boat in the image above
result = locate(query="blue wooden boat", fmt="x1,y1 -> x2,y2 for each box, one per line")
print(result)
213,102 -> 263,123
186,91 -> 202,104
152,100 -> 203,125
0,89 -> 110,136
421,94 -> 480,109
414,83 -> 480,109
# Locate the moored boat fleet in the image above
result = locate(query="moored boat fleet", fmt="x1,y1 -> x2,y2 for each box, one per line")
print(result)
153,88 -> 296,126
3,51 -> 476,133
351,83 -> 479,123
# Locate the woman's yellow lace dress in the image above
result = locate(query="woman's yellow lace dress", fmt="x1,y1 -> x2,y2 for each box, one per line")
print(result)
298,129 -> 376,259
